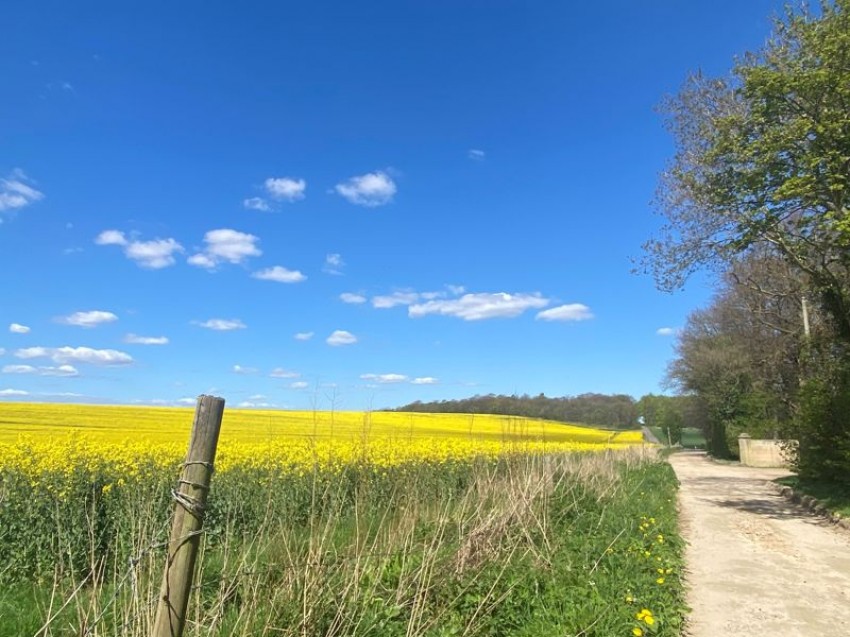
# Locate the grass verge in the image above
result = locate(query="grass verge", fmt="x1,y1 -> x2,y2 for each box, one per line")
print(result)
775,475 -> 850,518
1,449 -> 686,636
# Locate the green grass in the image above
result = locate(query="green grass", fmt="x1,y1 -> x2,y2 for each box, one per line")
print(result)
647,427 -> 706,450
679,429 -> 706,449
1,450 -> 687,636
775,475 -> 850,518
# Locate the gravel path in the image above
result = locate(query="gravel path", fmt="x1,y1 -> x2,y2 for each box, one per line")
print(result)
669,451 -> 850,636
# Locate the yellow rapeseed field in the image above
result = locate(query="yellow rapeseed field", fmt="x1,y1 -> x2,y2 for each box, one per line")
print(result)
0,402 -> 643,478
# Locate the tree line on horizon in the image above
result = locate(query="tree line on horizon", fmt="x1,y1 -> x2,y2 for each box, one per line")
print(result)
391,392 -> 665,431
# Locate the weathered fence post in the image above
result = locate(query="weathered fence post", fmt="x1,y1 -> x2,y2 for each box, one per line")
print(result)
152,395 -> 225,637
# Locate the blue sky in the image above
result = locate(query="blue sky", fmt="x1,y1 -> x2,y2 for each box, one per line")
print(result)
1,0 -> 785,410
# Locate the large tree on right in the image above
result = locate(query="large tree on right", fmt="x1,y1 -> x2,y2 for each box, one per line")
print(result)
643,0 -> 850,343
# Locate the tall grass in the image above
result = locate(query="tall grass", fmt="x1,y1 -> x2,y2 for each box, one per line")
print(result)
1,449 -> 684,637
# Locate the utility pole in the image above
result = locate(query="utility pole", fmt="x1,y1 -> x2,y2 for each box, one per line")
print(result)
802,295 -> 811,338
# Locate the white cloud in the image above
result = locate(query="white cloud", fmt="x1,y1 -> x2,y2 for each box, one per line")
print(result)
412,377 -> 439,385
189,229 -> 261,269
270,368 -> 299,378
294,331 -> 314,341
176,397 -> 197,406
125,238 -> 184,269
0,170 -> 44,216
59,310 -> 118,328
94,230 -> 128,246
232,364 -> 258,374
372,291 -> 422,309
290,381 -> 309,390
446,285 -> 466,295
124,334 -> 168,345
187,253 -> 216,269
326,330 -> 357,346
323,253 -> 344,275
237,400 -> 275,408
9,323 -> 30,334
195,319 -> 246,331
2,363 -> 78,377
334,171 -> 396,207
264,177 -> 306,202
656,327 -> 678,336
360,373 -> 407,384
340,292 -> 366,304
95,230 -> 184,269
535,304 -> 594,322
2,364 -> 35,374
243,197 -> 271,211
252,266 -> 306,283
409,293 -> 549,321
15,346 -> 133,366
468,149 -> 486,160
0,389 -> 29,396
248,394 -> 266,400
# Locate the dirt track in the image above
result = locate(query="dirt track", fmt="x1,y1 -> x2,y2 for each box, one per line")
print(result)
669,451 -> 850,636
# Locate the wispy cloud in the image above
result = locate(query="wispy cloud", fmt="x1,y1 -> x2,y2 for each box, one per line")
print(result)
95,230 -> 184,269
468,149 -> 485,160
124,334 -> 168,345
194,318 -> 247,331
326,330 -> 357,346
251,266 -> 306,283
290,381 -> 309,390
232,364 -> 258,374
243,177 -> 306,211
9,323 -> 30,334
656,327 -> 678,336
323,253 -> 344,275
15,346 -> 133,366
370,286 -> 464,309
270,368 -> 299,379
237,400 -> 276,408
412,377 -> 439,385
58,310 -> 118,328
535,304 -> 594,322
335,171 -> 396,207
2,363 -> 78,377
0,388 -> 29,396
294,331 -> 314,341
0,170 -> 43,218
243,197 -> 271,211
188,229 -> 261,270
360,373 -> 407,383
372,291 -> 422,309
340,292 -> 366,304
409,292 -> 549,321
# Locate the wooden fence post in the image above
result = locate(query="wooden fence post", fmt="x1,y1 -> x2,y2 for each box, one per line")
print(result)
152,395 -> 225,637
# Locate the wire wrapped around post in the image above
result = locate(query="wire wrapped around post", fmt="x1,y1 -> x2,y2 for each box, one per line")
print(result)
151,395 -> 225,637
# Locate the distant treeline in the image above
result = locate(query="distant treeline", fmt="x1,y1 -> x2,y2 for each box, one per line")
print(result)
389,393 -> 640,429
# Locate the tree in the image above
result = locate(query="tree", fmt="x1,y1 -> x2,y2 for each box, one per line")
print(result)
643,1 -> 850,342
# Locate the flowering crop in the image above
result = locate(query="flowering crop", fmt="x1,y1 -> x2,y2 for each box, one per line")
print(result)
0,403 -> 643,477
0,402 -> 645,585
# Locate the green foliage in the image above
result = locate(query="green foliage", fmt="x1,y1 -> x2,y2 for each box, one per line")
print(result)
392,392 -> 639,429
0,453 -> 687,636
645,1 -> 850,341
793,358 -> 850,485
775,475 -> 850,517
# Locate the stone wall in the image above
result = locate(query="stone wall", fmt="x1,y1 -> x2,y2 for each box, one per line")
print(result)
738,434 -> 796,468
